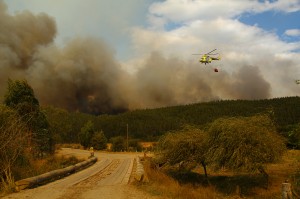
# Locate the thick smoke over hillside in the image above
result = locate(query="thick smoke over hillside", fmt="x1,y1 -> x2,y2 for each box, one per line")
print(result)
0,1 -> 271,114
0,8 -> 56,71
28,38 -> 130,114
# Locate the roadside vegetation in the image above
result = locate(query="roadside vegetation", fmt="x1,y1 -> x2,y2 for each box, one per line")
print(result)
1,78 -> 299,198
139,160 -> 219,199
0,79 -> 81,195
141,150 -> 300,199
139,116 -> 299,198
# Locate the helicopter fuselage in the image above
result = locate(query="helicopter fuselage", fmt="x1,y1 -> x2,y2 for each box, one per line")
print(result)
199,55 -> 220,64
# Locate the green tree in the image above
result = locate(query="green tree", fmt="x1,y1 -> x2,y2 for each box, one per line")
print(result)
3,79 -> 53,156
79,121 -> 95,148
110,136 -> 125,152
4,79 -> 39,115
43,106 -> 72,144
206,115 -> 286,175
90,131 -> 107,150
156,125 -> 209,177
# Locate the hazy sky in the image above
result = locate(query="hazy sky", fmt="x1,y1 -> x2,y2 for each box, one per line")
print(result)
1,0 -> 300,112
4,0 -> 300,59
4,0 -> 156,61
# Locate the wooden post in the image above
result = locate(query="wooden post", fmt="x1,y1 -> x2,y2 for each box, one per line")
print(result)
281,180 -> 293,199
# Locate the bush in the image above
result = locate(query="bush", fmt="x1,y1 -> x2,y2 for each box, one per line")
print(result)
110,136 -> 125,152
128,139 -> 142,152
90,131 -> 107,150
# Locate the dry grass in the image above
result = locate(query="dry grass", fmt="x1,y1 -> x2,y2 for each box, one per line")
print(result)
263,150 -> 300,198
11,154 -> 83,181
137,159 -> 221,199
0,152 -> 83,196
198,150 -> 300,198
138,150 -> 300,199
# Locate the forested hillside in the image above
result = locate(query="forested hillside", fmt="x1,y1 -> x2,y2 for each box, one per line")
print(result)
43,96 -> 300,145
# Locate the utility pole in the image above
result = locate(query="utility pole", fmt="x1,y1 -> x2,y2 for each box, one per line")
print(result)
126,123 -> 129,152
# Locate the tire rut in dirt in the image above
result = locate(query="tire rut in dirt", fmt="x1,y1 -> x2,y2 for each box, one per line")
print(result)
57,159 -> 121,199
76,159 -> 121,186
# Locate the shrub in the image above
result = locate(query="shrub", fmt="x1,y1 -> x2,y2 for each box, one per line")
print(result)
110,136 -> 125,152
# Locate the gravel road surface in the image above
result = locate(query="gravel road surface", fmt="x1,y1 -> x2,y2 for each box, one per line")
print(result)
3,148 -> 162,199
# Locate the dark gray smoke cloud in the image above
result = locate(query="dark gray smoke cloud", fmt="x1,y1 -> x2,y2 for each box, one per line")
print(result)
0,2 -> 56,70
130,53 -> 271,109
28,38 -> 130,114
0,0 -> 56,94
0,1 -> 271,114
131,52 -> 216,108
230,65 -> 271,99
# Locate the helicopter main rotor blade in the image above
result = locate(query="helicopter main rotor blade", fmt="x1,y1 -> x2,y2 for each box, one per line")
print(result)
207,49 -> 217,55
192,53 -> 218,56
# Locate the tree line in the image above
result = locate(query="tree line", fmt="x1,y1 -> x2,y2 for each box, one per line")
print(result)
43,96 -> 300,149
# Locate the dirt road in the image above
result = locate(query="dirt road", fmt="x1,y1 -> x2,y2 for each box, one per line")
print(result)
3,148 -> 162,199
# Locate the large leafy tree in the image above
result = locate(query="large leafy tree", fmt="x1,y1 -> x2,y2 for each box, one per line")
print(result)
156,126 -> 209,177
206,115 -> 286,174
3,79 -> 53,156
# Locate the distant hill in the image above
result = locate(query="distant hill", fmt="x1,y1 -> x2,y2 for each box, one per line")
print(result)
94,96 -> 300,140
44,96 -> 300,144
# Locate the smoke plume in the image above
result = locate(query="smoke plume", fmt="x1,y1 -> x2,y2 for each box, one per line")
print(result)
0,1 -> 271,114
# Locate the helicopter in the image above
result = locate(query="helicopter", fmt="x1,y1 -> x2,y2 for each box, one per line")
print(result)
193,49 -> 221,72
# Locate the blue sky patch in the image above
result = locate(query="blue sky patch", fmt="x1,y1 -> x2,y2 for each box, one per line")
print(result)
239,10 -> 300,42
164,21 -> 183,31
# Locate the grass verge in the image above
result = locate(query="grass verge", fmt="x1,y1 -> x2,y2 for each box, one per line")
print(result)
136,158 -> 220,199
137,150 -> 300,199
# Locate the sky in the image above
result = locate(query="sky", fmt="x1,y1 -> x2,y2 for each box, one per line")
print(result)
1,0 -> 300,113
5,0 -> 299,60
3,0 -> 155,61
